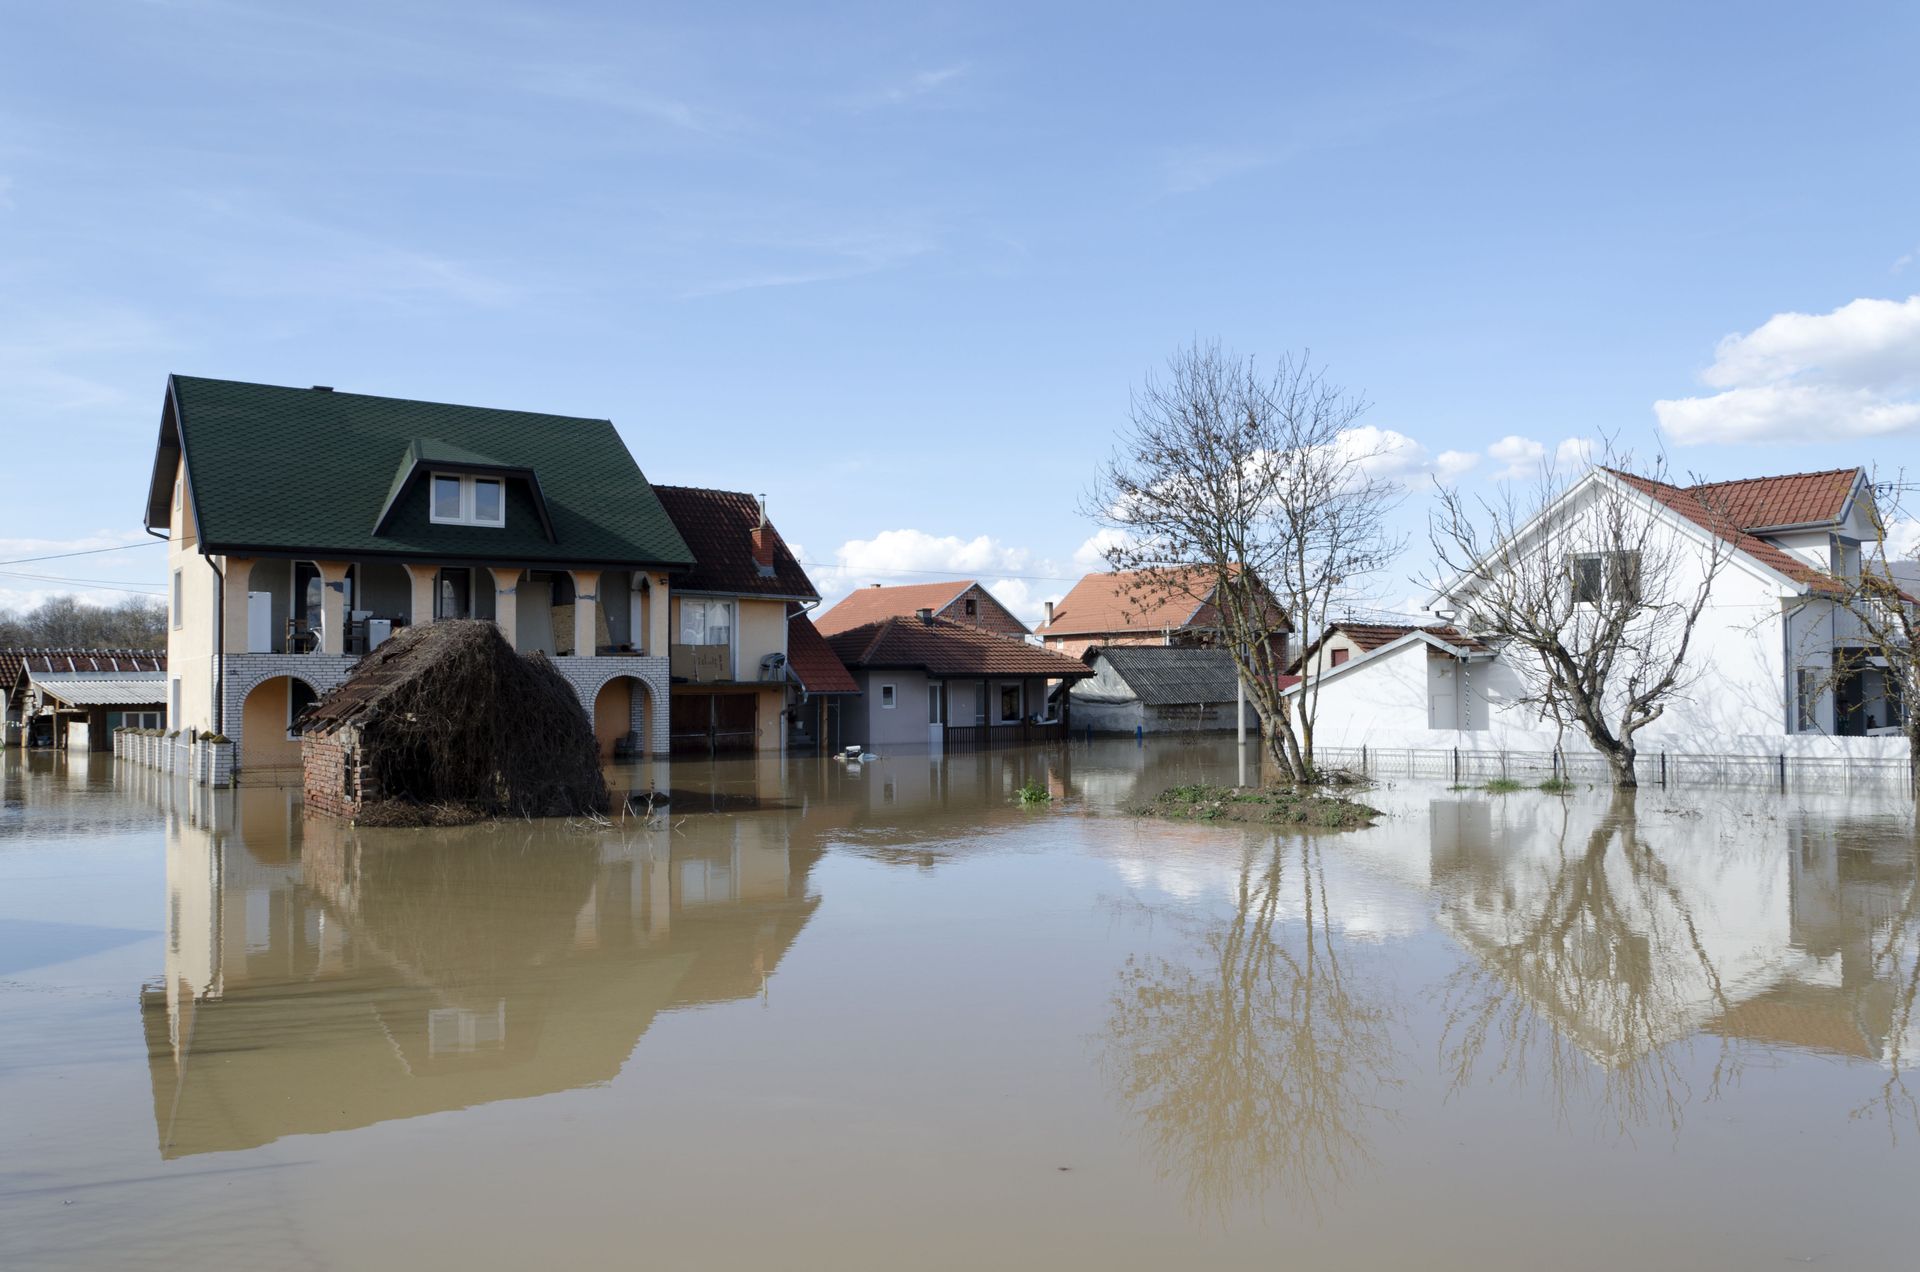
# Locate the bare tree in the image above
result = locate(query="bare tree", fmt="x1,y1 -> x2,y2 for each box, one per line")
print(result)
1086,341 -> 1402,784
1427,449 -> 1733,788
1101,835 -> 1399,1217
0,594 -> 167,649
1799,472 -> 1920,792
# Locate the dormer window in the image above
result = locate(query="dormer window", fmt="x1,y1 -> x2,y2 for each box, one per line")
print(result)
430,473 -> 506,527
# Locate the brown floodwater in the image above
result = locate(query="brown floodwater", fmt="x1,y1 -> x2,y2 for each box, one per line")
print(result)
2,740 -> 1917,1270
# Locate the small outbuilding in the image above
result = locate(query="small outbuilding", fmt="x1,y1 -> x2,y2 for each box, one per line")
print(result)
1071,645 -> 1249,734
299,620 -> 608,822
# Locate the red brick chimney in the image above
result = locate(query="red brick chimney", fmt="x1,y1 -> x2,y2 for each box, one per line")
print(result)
750,494 -> 774,572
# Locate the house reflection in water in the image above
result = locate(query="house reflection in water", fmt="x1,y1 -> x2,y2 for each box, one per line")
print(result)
139,782 -> 820,1158
1422,795 -> 1920,1118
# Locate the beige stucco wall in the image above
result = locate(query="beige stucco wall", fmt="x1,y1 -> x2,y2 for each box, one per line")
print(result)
239,676 -> 302,769
166,457 -> 220,735
667,594 -> 788,685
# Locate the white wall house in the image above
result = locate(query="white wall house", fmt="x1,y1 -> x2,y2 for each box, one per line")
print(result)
1291,466 -> 1906,760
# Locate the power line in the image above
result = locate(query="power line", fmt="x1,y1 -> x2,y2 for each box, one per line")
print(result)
0,539 -> 168,567
0,569 -> 167,598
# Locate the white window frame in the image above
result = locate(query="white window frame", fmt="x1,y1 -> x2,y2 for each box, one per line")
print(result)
172,569 -> 183,629
880,683 -> 896,709
997,681 -> 1024,724
428,472 -> 506,528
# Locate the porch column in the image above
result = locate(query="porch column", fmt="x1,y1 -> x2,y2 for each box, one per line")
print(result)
403,563 -> 438,627
647,572 -> 671,657
316,561 -> 352,655
570,569 -> 602,656
490,567 -> 523,650
221,557 -> 255,654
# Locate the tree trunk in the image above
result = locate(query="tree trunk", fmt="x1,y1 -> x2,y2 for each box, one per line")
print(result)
1603,742 -> 1638,789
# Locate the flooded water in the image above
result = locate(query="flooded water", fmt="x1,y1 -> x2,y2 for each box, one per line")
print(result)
2,741 -> 1917,1270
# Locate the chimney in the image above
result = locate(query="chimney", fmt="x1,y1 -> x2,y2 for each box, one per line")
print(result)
1044,600 -> 1055,625
916,607 -> 933,625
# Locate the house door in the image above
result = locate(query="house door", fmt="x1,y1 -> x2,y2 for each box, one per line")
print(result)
1429,658 -> 1457,730
671,692 -> 759,754
928,681 -> 945,751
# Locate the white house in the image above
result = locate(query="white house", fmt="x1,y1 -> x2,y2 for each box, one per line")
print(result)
1292,466 -> 1905,760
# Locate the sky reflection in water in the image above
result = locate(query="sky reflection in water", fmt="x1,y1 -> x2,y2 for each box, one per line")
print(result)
1,741 -> 1916,1270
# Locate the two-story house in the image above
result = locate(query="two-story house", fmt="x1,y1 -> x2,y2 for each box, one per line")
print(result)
1294,466 -> 1904,758
1036,566 -> 1292,665
653,486 -> 843,754
815,580 -> 1030,640
146,376 -> 693,778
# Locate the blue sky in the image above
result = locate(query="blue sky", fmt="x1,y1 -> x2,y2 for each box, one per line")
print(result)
4,0 -> 1919,619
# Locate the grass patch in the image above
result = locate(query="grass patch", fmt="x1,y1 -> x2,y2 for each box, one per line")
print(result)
1480,778 -> 1526,794
1537,777 -> 1576,794
1015,777 -> 1051,806
1135,783 -> 1379,830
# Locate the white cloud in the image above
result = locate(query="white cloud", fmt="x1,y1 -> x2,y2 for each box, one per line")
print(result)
1884,517 -> 1920,561
1486,434 -> 1545,481
1656,296 -> 1920,444
1336,425 -> 1477,487
811,528 -> 1064,623
1073,528 -> 1135,570
1483,434 -> 1595,481
1555,436 -> 1595,470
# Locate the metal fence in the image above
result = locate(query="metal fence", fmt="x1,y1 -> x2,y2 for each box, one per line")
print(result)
1314,744 -> 1915,793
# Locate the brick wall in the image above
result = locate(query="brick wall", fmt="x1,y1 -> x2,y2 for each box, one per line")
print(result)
301,725 -> 377,819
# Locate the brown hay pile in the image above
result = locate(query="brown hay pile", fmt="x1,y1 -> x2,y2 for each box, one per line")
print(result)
301,620 -> 608,820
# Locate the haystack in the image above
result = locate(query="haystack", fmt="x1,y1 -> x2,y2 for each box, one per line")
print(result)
300,620 -> 608,823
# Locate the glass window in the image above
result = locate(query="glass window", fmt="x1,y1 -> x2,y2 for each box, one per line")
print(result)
880,683 -> 896,709
1795,667 -> 1819,732
432,475 -> 463,521
999,683 -> 1023,723
172,570 -> 183,629
473,478 -> 503,524
1607,551 -> 1642,605
1570,555 -> 1602,605
680,599 -> 733,646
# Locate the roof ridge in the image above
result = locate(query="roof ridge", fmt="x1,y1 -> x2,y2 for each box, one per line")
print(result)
171,374 -> 613,426
1681,466 -> 1861,492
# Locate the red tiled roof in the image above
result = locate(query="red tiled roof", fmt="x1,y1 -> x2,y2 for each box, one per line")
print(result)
1041,567 -> 1292,638
20,649 -> 167,674
1341,622 -> 1488,654
1292,623 -> 1488,672
654,486 -> 818,600
826,615 -> 1093,679
814,580 -> 973,636
786,613 -> 858,694
1683,468 -> 1858,531
1610,469 -> 1855,593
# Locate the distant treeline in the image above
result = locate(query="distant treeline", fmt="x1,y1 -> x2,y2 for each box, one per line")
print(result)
0,595 -> 167,650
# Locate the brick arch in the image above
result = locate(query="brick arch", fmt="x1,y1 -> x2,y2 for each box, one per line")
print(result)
230,666 -> 326,707
589,671 -> 655,761
237,671 -> 329,772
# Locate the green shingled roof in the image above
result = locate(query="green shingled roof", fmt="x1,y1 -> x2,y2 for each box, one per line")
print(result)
151,376 -> 693,568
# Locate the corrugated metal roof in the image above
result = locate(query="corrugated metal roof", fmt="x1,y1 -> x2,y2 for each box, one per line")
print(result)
27,671 -> 168,706
1084,646 -> 1241,706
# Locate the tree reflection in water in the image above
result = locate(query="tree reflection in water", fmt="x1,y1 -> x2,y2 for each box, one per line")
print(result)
1101,833 -> 1399,1218
1439,793 -> 1920,1143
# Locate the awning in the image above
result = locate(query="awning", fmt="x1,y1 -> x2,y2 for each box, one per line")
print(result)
28,674 -> 167,707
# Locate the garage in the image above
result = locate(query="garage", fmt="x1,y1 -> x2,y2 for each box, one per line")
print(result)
670,691 -> 758,754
